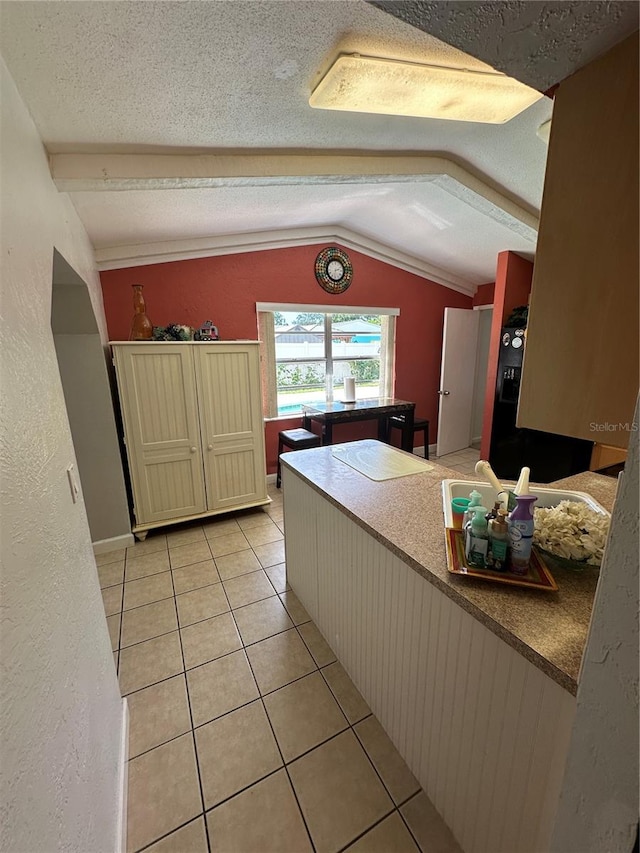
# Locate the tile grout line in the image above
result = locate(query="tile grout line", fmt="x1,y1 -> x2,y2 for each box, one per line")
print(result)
302,621 -> 428,851
396,792 -> 427,853
334,805 -> 398,853
115,511 -> 282,846
121,511 -> 427,852
315,661 -> 407,824
166,552 -> 213,853
228,588 -> 319,853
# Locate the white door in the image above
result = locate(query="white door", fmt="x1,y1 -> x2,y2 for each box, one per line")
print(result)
436,308 -> 480,457
195,344 -> 267,511
114,344 -> 207,525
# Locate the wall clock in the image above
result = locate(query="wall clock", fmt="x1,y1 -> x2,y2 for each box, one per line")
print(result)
314,247 -> 353,294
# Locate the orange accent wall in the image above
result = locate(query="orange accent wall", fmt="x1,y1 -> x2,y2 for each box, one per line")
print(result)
100,245 -> 472,472
479,252 -> 533,461
473,281 -> 495,307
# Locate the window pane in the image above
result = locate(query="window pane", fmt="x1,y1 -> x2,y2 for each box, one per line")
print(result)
330,315 -> 382,359
335,359 -> 382,399
276,360 -> 326,415
268,310 -> 391,415
275,326 -> 325,362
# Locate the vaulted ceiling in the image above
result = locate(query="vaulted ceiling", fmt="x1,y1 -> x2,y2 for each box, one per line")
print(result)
1,1 -> 637,292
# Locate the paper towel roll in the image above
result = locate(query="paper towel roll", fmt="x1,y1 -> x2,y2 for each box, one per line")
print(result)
344,376 -> 356,402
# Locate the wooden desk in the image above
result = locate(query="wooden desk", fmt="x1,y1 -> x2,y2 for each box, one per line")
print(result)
302,398 -> 415,452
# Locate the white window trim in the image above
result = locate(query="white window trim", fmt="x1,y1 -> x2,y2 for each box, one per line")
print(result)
257,304 -> 398,419
256,302 -> 400,316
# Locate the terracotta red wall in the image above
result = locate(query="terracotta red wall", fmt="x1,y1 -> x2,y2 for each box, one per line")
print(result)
480,252 -> 533,460
473,282 -> 495,307
101,245 -> 471,472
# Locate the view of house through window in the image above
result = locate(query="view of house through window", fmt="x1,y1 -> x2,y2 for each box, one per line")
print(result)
270,311 -> 394,415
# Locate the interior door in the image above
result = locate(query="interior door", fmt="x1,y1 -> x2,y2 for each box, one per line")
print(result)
114,344 -> 207,525
436,308 -> 480,457
195,344 -> 267,511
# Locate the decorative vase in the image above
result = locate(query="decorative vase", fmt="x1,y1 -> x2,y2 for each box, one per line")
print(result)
129,284 -> 153,340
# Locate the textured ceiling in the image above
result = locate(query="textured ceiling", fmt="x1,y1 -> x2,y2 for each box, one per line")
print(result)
370,1 -> 639,91
0,1 -> 634,289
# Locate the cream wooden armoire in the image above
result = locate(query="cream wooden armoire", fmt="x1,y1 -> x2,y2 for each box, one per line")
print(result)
111,341 -> 269,539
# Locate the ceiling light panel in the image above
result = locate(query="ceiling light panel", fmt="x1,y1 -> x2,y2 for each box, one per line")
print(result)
310,54 -> 543,124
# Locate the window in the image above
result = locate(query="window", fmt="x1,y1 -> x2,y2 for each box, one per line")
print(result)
257,305 -> 398,417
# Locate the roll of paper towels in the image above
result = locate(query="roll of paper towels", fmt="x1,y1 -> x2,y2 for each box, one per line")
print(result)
344,377 -> 356,402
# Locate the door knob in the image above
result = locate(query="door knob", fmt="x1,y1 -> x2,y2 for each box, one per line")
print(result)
207,444 -> 213,451
438,390 -> 451,396
190,446 -> 197,453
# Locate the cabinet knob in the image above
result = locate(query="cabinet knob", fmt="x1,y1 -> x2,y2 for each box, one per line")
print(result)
190,446 -> 197,453
208,444 -> 213,451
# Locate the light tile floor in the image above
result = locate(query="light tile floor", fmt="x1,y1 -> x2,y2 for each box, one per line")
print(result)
99,483 -> 461,853
436,446 -> 481,476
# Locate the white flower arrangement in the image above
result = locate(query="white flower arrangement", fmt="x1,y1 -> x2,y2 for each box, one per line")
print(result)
533,500 -> 610,566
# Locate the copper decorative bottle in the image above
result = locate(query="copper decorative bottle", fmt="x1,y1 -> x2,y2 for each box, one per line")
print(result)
129,284 -> 153,340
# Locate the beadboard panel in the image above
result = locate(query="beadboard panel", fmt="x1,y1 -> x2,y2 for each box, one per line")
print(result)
283,470 -> 576,853
283,475 -> 319,618
195,344 -> 268,511
113,344 -> 207,523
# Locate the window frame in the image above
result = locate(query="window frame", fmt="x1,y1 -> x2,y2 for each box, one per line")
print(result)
257,304 -> 399,419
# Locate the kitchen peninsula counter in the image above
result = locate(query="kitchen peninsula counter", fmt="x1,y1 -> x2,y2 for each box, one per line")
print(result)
281,441 -> 617,695
281,440 -> 618,851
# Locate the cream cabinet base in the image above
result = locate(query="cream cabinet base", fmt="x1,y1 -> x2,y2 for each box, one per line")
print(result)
132,496 -> 272,540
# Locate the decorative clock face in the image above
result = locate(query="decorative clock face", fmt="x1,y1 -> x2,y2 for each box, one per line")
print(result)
315,248 -> 353,294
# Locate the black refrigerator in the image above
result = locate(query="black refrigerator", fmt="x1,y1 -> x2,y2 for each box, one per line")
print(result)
489,327 -> 593,482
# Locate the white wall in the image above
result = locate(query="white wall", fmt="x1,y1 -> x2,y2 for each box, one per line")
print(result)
53,333 -> 132,543
550,395 -> 639,852
52,261 -> 132,546
471,307 -> 492,442
0,57 -> 125,853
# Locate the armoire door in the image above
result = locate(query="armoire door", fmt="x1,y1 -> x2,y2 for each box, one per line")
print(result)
194,344 -> 267,511
114,344 -> 207,524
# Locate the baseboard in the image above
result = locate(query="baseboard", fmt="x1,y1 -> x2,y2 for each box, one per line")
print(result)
93,533 -> 135,555
266,473 -> 277,484
116,698 -> 129,853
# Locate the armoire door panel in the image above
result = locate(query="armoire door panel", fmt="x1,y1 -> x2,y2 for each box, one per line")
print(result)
195,345 -> 267,511
131,350 -> 191,444
144,457 -> 204,516
114,345 -> 207,524
209,447 -> 259,506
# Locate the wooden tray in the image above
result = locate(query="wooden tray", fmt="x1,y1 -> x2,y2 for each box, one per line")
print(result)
445,528 -> 558,591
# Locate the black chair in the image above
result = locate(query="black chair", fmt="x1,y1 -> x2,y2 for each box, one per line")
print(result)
276,428 -> 322,488
387,415 -> 430,459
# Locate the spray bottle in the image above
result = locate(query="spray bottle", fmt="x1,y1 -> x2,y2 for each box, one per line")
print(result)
507,495 -> 538,575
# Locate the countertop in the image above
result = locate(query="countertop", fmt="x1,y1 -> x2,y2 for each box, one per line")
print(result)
281,440 -> 619,695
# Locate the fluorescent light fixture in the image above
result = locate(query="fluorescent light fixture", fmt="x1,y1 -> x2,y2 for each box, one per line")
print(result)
309,54 -> 543,124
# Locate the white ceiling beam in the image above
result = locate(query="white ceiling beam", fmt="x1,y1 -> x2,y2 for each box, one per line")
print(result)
50,151 -> 539,235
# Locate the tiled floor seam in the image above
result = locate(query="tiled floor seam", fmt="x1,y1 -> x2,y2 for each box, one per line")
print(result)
334,804 -> 397,853
266,730 -> 317,853
122,625 -> 319,703
397,791 -> 426,853
133,815 -> 207,853
313,661 -> 410,827
167,562 -> 214,853
116,511 -> 427,852
236,614 -> 318,853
